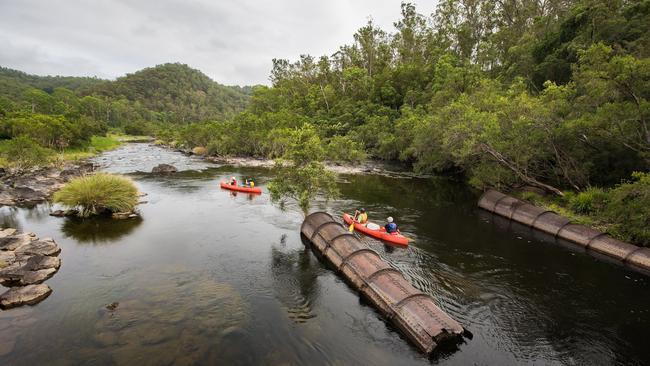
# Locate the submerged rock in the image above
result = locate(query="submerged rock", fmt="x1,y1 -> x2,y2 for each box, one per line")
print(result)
0,284 -> 52,309
151,164 -> 177,174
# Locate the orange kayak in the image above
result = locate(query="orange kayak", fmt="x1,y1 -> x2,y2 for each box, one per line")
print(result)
220,181 -> 262,194
343,213 -> 409,247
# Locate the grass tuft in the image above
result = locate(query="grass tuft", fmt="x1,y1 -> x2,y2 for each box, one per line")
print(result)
53,173 -> 139,217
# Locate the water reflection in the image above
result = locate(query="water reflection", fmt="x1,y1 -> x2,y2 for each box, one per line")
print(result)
270,243 -> 321,323
0,206 -> 22,230
61,216 -> 143,244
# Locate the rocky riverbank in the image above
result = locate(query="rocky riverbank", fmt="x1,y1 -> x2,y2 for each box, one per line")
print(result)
169,149 -> 427,178
0,162 -> 95,207
0,228 -> 61,310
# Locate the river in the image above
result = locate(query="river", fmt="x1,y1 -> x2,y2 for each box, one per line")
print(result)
0,143 -> 648,365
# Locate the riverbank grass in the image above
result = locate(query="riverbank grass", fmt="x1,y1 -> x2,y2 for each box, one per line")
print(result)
514,172 -> 650,246
60,135 -> 124,162
53,173 -> 139,217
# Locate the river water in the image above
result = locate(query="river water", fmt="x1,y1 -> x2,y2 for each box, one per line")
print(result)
0,143 -> 648,365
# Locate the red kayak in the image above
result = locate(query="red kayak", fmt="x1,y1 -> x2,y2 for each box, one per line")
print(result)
343,213 -> 409,247
220,181 -> 262,194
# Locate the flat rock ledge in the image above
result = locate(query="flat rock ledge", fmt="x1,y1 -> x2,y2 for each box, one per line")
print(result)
0,162 -> 95,207
0,284 -> 52,310
0,228 -> 61,309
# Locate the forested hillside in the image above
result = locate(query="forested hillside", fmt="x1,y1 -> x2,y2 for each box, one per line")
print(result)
91,63 -> 250,124
0,63 -> 251,158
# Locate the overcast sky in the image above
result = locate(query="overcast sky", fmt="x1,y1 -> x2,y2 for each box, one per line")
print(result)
0,0 -> 436,86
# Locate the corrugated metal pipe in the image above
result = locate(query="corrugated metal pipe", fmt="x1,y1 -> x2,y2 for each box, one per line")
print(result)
478,190 -> 650,274
301,212 -> 467,354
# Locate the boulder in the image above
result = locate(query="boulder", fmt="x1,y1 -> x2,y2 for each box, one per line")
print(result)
0,228 -> 17,238
0,266 -> 58,286
49,210 -> 65,217
151,164 -> 177,174
20,268 -> 57,285
23,255 -> 60,271
0,284 -> 52,309
0,252 -> 16,267
15,239 -> 61,257
0,233 -> 34,251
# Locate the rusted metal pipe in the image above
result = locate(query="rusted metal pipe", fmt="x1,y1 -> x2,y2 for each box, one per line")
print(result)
301,212 -> 466,354
478,190 -> 650,274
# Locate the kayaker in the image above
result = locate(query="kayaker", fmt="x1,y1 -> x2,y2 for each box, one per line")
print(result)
230,176 -> 237,186
354,208 -> 368,225
384,217 -> 398,234
245,178 -> 255,188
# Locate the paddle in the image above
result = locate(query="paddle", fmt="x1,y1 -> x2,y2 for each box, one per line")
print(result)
349,211 -> 358,232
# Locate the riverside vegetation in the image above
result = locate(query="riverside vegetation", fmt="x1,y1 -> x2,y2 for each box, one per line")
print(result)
52,173 -> 139,218
1,1 -> 648,244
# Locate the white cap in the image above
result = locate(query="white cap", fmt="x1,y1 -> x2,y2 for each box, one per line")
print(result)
387,217 -> 393,223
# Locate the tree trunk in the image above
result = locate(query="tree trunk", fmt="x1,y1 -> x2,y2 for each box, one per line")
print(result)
479,143 -> 565,196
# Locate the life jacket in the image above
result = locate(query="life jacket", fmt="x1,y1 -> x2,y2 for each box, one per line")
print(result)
358,212 -> 368,224
385,222 -> 398,233
249,181 -> 255,188
231,179 -> 237,186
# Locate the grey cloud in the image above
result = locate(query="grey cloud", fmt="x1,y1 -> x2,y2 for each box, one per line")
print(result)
0,0 -> 436,85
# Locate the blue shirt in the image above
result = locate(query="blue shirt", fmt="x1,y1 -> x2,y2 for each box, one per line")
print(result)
385,222 -> 398,233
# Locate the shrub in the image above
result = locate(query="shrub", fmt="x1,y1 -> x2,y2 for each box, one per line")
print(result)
192,146 -> 208,155
604,172 -> 650,246
53,173 -> 139,217
0,136 -> 53,171
568,187 -> 609,214
325,135 -> 367,163
90,136 -> 122,152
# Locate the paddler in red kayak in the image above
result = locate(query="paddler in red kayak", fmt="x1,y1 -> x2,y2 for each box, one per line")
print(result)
385,216 -> 398,233
230,176 -> 237,186
354,208 -> 368,225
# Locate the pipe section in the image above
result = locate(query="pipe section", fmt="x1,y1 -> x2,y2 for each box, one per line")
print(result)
301,212 -> 465,354
478,190 -> 650,274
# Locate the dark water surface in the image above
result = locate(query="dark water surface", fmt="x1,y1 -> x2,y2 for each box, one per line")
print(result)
0,143 -> 648,365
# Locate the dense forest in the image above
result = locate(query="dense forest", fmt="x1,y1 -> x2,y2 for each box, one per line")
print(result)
165,0 -> 649,243
0,0 -> 648,243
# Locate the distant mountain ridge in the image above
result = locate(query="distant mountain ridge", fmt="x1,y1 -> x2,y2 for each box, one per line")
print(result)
0,63 -> 252,123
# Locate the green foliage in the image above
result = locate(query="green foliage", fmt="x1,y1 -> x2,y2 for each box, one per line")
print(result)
604,172 -> 650,245
92,63 -> 250,123
53,173 -> 139,217
568,187 -> 609,214
267,125 -> 339,212
90,135 -> 122,152
268,161 -> 339,212
0,136 -> 52,170
325,135 -> 367,163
